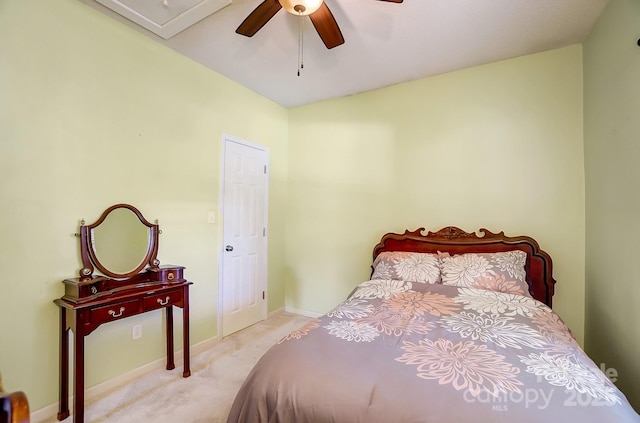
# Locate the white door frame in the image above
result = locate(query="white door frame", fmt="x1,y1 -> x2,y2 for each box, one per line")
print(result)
217,133 -> 269,337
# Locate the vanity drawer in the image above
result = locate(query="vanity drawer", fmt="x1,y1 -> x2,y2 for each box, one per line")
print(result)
142,290 -> 182,311
91,300 -> 140,325
150,266 -> 185,283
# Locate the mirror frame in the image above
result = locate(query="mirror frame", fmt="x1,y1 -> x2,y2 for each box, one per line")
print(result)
78,204 -> 160,280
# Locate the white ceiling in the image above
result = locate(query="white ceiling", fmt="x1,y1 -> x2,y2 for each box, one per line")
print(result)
82,0 -> 609,108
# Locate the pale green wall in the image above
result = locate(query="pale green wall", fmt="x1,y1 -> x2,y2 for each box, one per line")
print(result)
584,0 -> 640,411
0,0 -> 287,411
287,45 -> 586,344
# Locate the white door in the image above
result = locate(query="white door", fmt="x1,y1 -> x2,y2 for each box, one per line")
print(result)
220,135 -> 268,336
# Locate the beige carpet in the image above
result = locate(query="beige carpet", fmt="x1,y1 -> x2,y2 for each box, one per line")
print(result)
53,312 -> 312,423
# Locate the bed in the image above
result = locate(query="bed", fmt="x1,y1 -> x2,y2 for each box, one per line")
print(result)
227,227 -> 640,422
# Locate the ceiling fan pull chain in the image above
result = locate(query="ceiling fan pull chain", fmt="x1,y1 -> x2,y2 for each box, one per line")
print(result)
300,18 -> 304,72
297,11 -> 304,76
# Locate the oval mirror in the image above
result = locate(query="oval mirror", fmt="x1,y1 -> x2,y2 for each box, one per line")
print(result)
79,204 -> 159,280
91,208 -> 151,275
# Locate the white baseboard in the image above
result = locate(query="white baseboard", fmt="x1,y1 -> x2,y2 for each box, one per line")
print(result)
284,306 -> 323,319
270,306 -> 324,319
31,335 -> 221,423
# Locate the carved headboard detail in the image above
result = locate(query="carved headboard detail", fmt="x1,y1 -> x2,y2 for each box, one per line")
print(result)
372,227 -> 556,307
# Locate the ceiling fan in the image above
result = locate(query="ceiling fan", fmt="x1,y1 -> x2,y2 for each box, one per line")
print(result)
236,0 -> 404,49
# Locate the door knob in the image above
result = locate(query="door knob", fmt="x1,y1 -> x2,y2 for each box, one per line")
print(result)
225,245 -> 234,252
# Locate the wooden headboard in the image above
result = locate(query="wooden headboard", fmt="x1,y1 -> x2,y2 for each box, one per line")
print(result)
372,227 -> 556,307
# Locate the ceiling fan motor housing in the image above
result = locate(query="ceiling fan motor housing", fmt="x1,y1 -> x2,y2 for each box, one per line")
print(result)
279,0 -> 323,16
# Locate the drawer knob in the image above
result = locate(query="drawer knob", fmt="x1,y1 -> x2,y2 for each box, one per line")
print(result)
167,273 -> 175,280
157,296 -> 170,306
108,307 -> 125,318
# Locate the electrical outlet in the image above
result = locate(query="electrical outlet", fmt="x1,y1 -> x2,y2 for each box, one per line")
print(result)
132,324 -> 142,340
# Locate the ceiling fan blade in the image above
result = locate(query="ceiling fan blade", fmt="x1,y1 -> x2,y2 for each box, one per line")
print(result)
236,0 -> 282,37
377,0 -> 403,2
309,2 -> 344,49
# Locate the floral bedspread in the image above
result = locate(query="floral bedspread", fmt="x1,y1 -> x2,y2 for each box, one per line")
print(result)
227,280 -> 640,423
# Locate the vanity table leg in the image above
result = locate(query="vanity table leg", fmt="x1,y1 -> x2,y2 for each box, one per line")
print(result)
183,285 -> 191,378
57,308 -> 70,421
73,326 -> 85,423
165,306 -> 175,370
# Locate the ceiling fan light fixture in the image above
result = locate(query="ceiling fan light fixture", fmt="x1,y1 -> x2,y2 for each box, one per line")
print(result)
278,0 -> 323,16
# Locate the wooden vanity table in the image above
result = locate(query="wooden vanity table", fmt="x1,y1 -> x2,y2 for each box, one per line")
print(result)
54,204 -> 192,423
